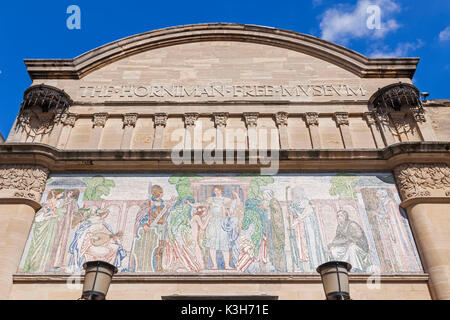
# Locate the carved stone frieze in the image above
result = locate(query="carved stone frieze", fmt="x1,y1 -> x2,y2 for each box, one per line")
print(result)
213,113 -> 229,128
394,163 -> 450,200
0,165 -> 49,202
184,113 -> 199,128
123,113 -> 138,128
93,113 -> 109,127
305,112 -> 319,126
243,113 -> 259,128
154,113 -> 168,127
275,112 -> 288,127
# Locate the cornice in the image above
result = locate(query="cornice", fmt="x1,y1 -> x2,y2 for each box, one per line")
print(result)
13,272 -> 429,284
0,142 -> 448,173
24,23 -> 419,80
400,197 -> 450,209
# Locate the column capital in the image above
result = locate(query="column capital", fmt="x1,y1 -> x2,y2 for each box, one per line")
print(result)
275,112 -> 288,127
213,112 -> 229,128
154,113 -> 168,127
0,164 -> 49,208
93,112 -> 109,127
305,112 -> 319,126
363,111 -> 376,125
123,113 -> 138,128
334,112 -> 349,126
394,163 -> 450,201
184,113 -> 199,128
243,112 -> 259,128
62,113 -> 79,127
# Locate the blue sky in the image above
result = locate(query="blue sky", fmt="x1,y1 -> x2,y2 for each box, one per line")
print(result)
0,0 -> 449,137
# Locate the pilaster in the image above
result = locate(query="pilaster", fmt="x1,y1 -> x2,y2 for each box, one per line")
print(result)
334,112 -> 353,149
184,113 -> 199,150
153,113 -> 167,149
244,112 -> 259,161
275,112 -> 289,149
213,112 -> 229,150
305,112 -> 321,149
364,112 -> 385,148
58,113 -> 78,149
410,108 -> 437,141
121,113 -> 138,149
89,112 -> 109,148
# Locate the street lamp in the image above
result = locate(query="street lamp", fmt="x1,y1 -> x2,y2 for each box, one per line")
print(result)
81,260 -> 118,300
316,261 -> 352,300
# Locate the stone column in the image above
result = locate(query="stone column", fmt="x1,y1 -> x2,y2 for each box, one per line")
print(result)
213,113 -> 228,150
410,109 -> 437,141
152,113 -> 167,149
394,163 -> 450,300
89,113 -> 108,148
0,164 -> 49,299
244,113 -> 259,162
305,112 -> 321,149
364,112 -> 385,148
275,112 -> 289,149
121,113 -> 138,149
184,113 -> 199,150
334,112 -> 353,149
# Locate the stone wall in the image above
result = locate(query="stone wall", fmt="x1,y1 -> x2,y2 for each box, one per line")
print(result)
1,24 -> 449,300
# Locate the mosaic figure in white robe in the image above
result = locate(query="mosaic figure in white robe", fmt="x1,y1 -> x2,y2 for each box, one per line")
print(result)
288,187 -> 326,272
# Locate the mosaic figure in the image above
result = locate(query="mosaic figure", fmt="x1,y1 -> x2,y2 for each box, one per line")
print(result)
327,210 -> 371,272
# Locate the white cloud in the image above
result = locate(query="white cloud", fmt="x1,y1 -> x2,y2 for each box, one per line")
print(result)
439,26 -> 450,42
319,0 -> 400,45
368,39 -> 424,58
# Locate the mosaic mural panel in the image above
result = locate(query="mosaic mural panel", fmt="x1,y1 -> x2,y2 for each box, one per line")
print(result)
19,173 -> 423,274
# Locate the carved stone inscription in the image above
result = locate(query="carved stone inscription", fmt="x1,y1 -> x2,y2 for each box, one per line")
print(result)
79,83 -> 367,99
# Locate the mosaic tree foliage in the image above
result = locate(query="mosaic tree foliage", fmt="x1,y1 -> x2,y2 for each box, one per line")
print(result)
82,176 -> 115,200
329,174 -> 359,200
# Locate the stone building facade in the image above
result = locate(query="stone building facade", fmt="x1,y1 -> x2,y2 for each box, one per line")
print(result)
0,24 -> 449,300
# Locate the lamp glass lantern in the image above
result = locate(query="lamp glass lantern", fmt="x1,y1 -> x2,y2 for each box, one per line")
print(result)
81,260 -> 118,300
316,261 -> 352,300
